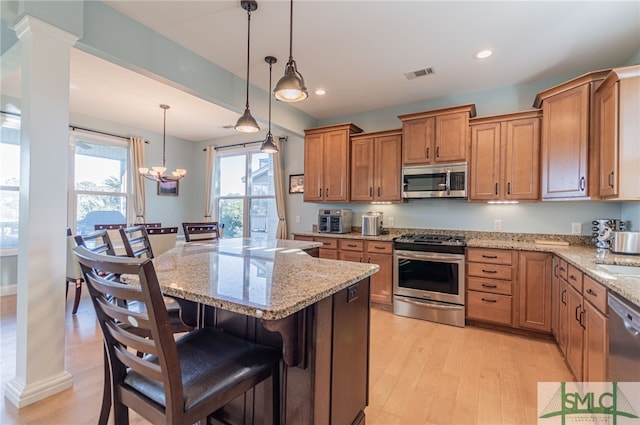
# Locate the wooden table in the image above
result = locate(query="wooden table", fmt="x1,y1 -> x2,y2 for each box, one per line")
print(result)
151,238 -> 379,425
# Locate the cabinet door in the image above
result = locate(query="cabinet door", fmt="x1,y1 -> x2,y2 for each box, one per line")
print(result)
323,130 -> 350,202
541,84 -> 590,199
402,117 -> 434,165
551,257 -> 561,340
518,252 -> 552,332
375,134 -> 402,202
558,278 -> 569,356
435,112 -> 468,162
304,133 -> 324,202
566,285 -> 584,380
504,118 -> 540,201
350,137 -> 375,202
597,81 -> 619,197
469,122 -> 501,200
583,301 -> 608,382
367,253 -> 393,305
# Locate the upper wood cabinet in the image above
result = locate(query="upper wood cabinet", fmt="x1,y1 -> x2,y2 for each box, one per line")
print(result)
534,71 -> 609,200
304,123 -> 363,203
398,104 -> 476,165
350,129 -> 402,202
595,64 -> 640,200
469,110 -> 542,202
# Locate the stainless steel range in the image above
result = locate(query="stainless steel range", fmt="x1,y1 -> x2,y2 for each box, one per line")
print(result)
393,234 -> 466,327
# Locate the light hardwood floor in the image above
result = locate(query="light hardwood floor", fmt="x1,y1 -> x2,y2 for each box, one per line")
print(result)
1,293 -> 572,424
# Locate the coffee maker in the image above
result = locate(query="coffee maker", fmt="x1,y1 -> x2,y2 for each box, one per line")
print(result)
592,219 -> 626,249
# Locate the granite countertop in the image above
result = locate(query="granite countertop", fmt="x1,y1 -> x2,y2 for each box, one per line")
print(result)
292,229 -> 640,306
150,238 -> 379,320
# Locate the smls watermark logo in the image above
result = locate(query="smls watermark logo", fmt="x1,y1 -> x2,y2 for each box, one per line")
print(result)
538,382 -> 640,425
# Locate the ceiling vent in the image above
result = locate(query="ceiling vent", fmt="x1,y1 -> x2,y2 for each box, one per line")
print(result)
404,67 -> 436,80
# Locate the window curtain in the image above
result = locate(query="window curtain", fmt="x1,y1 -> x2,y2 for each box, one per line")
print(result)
273,137 -> 287,239
204,146 -> 216,221
130,137 -> 146,223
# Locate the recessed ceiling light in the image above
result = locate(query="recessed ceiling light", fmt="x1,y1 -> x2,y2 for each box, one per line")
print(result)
315,88 -> 326,96
474,49 -> 493,59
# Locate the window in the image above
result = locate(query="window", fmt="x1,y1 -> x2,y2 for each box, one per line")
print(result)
69,133 -> 131,235
0,113 -> 20,249
215,149 -> 278,240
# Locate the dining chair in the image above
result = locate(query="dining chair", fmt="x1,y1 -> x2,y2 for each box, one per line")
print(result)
65,228 -> 84,314
182,222 -> 220,242
119,225 -> 154,259
146,226 -> 178,257
73,245 -> 281,425
75,229 -> 193,424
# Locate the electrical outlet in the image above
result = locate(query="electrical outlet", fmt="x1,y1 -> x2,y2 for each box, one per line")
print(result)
295,215 -> 301,224
494,219 -> 503,231
571,222 -> 582,234
388,217 -> 395,227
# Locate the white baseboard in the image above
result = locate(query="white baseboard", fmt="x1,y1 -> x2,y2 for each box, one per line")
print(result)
4,371 -> 73,408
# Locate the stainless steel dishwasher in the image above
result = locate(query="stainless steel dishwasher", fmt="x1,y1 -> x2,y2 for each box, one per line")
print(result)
608,292 -> 640,381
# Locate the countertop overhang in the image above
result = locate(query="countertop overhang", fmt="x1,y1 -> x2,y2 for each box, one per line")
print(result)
151,238 -> 379,320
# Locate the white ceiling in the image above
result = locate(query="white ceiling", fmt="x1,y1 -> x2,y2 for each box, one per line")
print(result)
3,1 -> 640,142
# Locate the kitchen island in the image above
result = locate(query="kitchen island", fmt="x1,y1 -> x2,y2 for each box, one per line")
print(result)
150,238 -> 379,425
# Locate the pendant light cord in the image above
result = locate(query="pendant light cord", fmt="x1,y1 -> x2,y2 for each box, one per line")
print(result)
245,8 -> 252,109
288,0 -> 293,61
268,60 -> 273,134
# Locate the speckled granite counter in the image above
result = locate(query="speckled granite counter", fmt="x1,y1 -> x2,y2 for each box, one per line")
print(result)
466,239 -> 640,307
152,238 -> 379,320
292,229 -> 640,306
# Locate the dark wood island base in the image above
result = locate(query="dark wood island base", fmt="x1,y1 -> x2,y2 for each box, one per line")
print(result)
205,277 -> 371,425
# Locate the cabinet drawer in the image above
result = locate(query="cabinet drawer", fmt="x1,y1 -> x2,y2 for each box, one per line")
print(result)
467,276 -> 512,295
583,275 -> 607,314
467,263 -> 513,280
314,237 -> 338,250
566,264 -> 583,291
319,248 -> 339,260
365,241 -> 393,254
339,239 -> 365,252
294,235 -> 314,242
557,259 -> 568,281
467,248 -> 513,265
466,291 -> 512,325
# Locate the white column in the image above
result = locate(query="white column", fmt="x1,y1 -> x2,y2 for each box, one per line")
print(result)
5,15 -> 78,408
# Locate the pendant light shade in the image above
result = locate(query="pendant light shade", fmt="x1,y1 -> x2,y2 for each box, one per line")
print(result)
274,0 -> 308,102
235,0 -> 260,133
261,56 -> 279,153
138,104 -> 187,182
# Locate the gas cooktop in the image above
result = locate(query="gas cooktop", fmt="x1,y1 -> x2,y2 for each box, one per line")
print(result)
393,233 -> 466,254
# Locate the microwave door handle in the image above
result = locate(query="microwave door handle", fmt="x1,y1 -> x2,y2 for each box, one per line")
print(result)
446,169 -> 451,195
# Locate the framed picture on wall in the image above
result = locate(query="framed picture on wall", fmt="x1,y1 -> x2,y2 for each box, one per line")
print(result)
157,180 -> 179,196
289,174 -> 304,194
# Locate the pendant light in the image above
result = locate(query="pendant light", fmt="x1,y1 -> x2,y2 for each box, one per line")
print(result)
261,56 -> 279,153
139,104 -> 187,182
235,0 -> 260,133
273,0 -> 308,102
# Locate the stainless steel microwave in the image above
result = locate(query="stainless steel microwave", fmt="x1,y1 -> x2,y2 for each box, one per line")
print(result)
402,163 -> 467,199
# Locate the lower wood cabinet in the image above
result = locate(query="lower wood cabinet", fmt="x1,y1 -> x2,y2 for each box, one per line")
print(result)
518,251 -> 552,332
551,255 -> 609,382
294,235 -> 393,306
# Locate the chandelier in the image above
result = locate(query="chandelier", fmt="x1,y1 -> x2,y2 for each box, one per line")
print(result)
138,104 -> 187,182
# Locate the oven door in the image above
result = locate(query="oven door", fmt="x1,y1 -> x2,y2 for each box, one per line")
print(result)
393,250 -> 465,305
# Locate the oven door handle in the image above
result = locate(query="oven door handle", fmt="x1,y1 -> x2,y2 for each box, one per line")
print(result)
397,297 -> 463,310
395,251 -> 463,262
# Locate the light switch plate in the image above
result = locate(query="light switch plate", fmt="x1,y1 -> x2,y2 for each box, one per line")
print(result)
494,219 -> 502,231
571,222 -> 582,234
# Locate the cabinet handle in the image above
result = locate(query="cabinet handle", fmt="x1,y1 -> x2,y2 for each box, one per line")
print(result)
373,246 -> 386,250
436,146 -> 440,158
359,257 -> 363,263
426,147 -> 430,159
318,188 -> 322,197
369,187 -> 373,197
608,171 -> 615,188
569,274 -> 577,281
346,243 -> 357,247
481,283 -> 497,288
579,308 -> 586,329
494,183 -> 498,195
325,188 -> 329,197
481,298 -> 497,303
580,177 -> 585,191
575,303 -> 582,322
553,264 -> 558,278
482,254 -> 498,259
561,289 -> 567,305
378,187 -> 381,197
482,269 -> 498,274
560,267 -> 566,273
586,288 -> 597,297
507,182 -> 511,195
